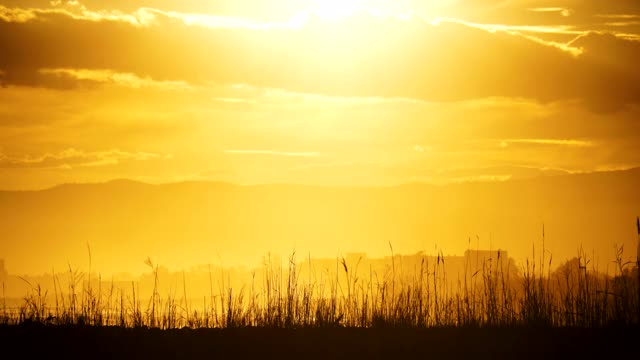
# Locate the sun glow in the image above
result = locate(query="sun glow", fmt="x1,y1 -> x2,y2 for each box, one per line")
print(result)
306,0 -> 414,21
311,0 -> 362,20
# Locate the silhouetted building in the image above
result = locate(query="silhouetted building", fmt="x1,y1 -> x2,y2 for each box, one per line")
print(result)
0,259 -> 6,281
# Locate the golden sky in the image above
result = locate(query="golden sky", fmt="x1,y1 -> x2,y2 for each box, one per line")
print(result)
1,1 -> 640,275
0,0 -> 639,190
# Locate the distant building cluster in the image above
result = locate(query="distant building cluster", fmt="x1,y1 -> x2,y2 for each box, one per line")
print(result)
0,251 -> 521,299
308,249 -> 518,284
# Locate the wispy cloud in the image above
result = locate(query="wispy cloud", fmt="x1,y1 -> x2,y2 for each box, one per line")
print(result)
149,8 -> 306,30
0,4 -> 304,30
428,16 -> 580,34
39,68 -> 192,90
602,21 -> 640,27
262,87 -> 426,106
499,139 -> 594,147
224,150 -> 321,157
426,17 -> 584,56
0,148 -> 172,169
0,4 -> 150,25
448,174 -> 513,183
528,7 -> 573,17
212,85 -> 427,110
595,14 -> 640,20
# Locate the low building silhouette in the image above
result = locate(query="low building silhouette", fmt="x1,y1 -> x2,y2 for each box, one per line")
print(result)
0,259 -> 6,281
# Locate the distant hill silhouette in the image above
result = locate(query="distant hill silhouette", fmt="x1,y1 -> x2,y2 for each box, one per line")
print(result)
1,168 -> 639,275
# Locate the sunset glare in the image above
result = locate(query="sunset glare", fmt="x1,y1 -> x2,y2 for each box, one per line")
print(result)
1,0 -> 639,279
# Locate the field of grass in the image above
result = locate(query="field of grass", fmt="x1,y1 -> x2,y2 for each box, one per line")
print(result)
1,226 -> 639,359
3,240 -> 639,329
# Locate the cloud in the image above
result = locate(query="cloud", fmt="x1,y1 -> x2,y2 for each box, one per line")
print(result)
0,0 -> 317,21
596,14 -> 640,20
447,174 -> 513,183
0,5 -> 639,111
0,4 -> 303,29
0,4 -> 153,26
0,148 -> 172,169
39,68 -> 192,90
500,139 -> 594,147
385,163 -> 581,185
3,1 -> 640,30
433,1 -> 640,23
428,17 -> 583,55
527,8 -> 573,17
224,150 -> 321,157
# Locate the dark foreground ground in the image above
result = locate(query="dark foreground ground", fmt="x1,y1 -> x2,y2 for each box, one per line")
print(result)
1,324 -> 638,359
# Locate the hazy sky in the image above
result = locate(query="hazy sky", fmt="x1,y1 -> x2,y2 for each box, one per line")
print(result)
1,0 -> 639,190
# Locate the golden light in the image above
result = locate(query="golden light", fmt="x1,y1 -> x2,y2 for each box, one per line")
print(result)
302,0 -> 417,21
311,0 -> 363,20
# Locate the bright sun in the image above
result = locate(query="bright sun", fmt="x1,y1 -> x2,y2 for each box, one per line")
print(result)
307,0 -> 415,21
312,0 -> 363,20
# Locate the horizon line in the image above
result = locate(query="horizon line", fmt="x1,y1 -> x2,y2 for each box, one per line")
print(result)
2,166 -> 640,192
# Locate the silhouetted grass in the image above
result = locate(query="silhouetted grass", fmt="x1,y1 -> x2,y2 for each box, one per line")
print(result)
4,222 -> 639,329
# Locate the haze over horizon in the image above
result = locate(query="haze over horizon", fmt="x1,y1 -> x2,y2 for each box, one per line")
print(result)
2,167 -> 639,277
5,164 -> 640,191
